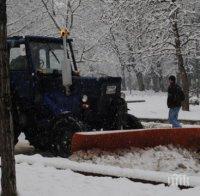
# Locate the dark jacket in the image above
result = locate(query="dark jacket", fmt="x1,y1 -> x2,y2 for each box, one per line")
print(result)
167,83 -> 185,108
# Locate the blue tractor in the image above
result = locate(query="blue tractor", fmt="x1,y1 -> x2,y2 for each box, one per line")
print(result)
8,35 -> 143,157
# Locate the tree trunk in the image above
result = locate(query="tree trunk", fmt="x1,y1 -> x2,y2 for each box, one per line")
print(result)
157,63 -> 165,92
121,65 -> 126,90
135,71 -> 145,91
151,73 -> 159,92
158,75 -> 165,92
0,0 -> 17,195
171,16 -> 190,111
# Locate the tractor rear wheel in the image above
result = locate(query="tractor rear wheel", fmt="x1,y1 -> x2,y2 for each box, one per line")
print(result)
51,116 -> 83,157
124,114 -> 143,129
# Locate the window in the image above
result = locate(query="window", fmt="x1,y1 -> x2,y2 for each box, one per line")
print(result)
39,49 -> 47,69
10,47 -> 27,70
49,49 -> 63,70
30,42 -> 65,71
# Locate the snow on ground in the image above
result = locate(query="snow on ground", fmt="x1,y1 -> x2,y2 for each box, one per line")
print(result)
1,127 -> 200,195
1,161 -> 200,196
70,146 -> 200,176
5,131 -> 200,195
142,121 -> 200,128
127,91 -> 200,121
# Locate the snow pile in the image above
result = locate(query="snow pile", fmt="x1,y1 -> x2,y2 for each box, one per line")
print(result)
15,134 -> 34,155
142,122 -> 200,129
143,122 -> 171,128
70,146 -> 200,176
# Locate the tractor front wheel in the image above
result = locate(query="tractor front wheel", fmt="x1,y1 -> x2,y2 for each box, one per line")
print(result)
12,105 -> 22,145
51,116 -> 83,157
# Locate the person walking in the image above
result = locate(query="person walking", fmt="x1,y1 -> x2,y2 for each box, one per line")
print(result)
167,75 -> 185,128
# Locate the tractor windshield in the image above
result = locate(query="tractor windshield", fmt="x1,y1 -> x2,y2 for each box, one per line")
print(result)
29,41 -> 66,71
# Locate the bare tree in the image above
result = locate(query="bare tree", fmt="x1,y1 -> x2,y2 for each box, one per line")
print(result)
108,27 -> 127,89
0,0 -> 17,195
169,6 -> 190,111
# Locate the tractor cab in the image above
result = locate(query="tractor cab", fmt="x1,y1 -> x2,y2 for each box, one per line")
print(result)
8,36 -> 80,114
8,36 -> 74,91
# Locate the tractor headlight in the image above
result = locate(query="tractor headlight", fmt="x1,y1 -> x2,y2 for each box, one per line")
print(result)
82,95 -> 88,103
121,92 -> 126,99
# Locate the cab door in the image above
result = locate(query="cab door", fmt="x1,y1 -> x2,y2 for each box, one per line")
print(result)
9,44 -> 31,99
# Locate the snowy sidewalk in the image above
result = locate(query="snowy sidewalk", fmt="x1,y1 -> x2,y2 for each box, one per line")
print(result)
14,153 -> 200,188
127,91 -> 200,121
2,161 -> 200,196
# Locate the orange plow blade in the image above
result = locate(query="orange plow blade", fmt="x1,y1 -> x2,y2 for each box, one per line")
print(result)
71,128 -> 200,153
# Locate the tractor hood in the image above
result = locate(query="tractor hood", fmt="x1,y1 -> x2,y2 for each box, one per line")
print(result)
72,76 -> 122,97
43,91 -> 80,116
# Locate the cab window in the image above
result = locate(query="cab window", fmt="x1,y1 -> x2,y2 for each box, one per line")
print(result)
10,46 -> 28,70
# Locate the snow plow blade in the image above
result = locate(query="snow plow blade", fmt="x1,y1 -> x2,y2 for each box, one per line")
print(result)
71,128 -> 200,153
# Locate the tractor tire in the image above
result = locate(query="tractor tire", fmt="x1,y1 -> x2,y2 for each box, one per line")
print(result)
24,127 -> 48,151
124,114 -> 143,129
14,129 -> 21,145
51,116 -> 84,157
12,105 -> 21,145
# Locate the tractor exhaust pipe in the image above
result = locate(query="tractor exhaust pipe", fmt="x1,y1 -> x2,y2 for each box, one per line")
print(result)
60,28 -> 72,95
